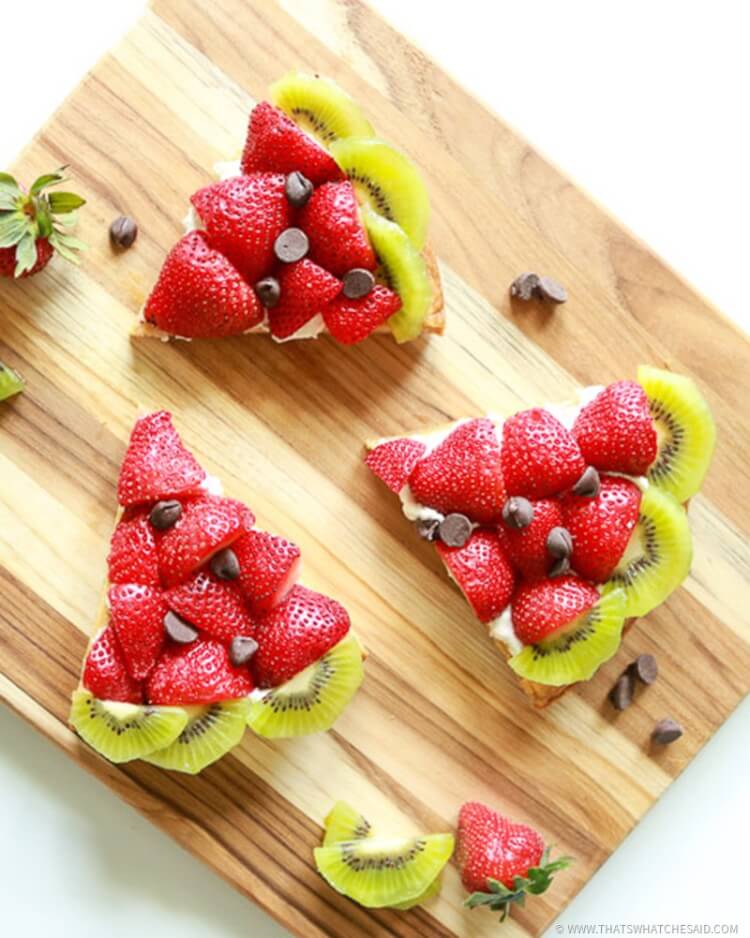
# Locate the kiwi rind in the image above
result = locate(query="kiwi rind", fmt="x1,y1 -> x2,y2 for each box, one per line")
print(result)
0,362 -> 24,402
69,689 -> 188,764
247,632 -> 364,738
269,72 -> 374,145
638,365 -> 716,503
142,699 -> 250,774
509,588 -> 626,686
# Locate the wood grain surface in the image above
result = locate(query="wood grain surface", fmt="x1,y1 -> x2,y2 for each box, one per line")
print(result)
1,2 -> 749,936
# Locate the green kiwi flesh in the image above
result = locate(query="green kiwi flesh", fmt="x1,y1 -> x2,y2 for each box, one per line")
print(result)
0,362 -> 24,402
270,72 -> 374,145
142,699 -> 250,774
69,689 -> 187,764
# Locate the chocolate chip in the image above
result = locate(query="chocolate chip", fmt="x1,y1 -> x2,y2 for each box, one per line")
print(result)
342,268 -> 375,299
229,635 -> 258,667
438,513 -> 472,548
549,555 -> 571,577
502,496 -> 534,530
284,171 -> 313,208
572,466 -> 601,498
109,215 -> 138,249
537,276 -> 568,304
254,276 -> 281,308
164,610 -> 199,644
546,526 -> 573,560
510,272 -> 541,301
211,547 -> 240,581
652,718 -> 683,745
416,518 -> 440,541
149,499 -> 182,531
609,671 -> 635,711
274,227 -> 309,263
632,653 -> 659,685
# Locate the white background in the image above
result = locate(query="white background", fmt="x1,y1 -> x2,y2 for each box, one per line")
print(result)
1,1 -> 748,935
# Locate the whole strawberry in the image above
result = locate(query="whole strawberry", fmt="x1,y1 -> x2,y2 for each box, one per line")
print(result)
107,509 -> 161,587
82,626 -> 143,704
233,529 -> 302,615
497,497 -> 564,579
0,166 -> 85,277
573,381 -> 657,476
299,180 -> 376,275
267,259 -> 341,340
501,408 -> 585,498
511,575 -> 600,646
166,571 -> 257,642
436,529 -> 515,622
147,638 -> 253,705
323,284 -> 401,345
109,583 -> 167,681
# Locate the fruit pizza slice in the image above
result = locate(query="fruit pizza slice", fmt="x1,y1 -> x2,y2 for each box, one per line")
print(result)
70,412 -> 364,773
133,73 -> 443,345
364,367 -> 715,707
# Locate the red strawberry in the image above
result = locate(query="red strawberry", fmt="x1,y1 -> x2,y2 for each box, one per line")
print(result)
234,530 -> 301,616
108,584 -> 166,681
190,173 -> 292,284
143,231 -> 263,338
82,626 -> 142,703
158,495 -> 255,587
107,510 -> 160,587
147,639 -> 253,705
267,259 -> 341,340
572,381 -> 658,476
298,181 -> 376,275
511,575 -> 600,645
409,419 -> 506,524
365,437 -> 427,493
501,408 -> 585,499
323,284 -> 401,345
166,571 -> 256,642
437,529 -> 515,622
117,411 -> 206,507
497,498 -> 564,579
241,102 -> 342,185
0,238 -> 54,278
561,476 -> 641,582
253,585 -> 350,687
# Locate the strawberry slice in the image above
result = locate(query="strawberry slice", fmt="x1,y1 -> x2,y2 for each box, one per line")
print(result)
511,575 -> 600,645
117,411 -> 206,507
365,437 -> 427,493
241,101 -> 342,185
572,380 -> 658,476
143,231 -> 263,338
82,626 -> 143,703
166,571 -> 256,642
299,180 -> 376,276
253,585 -> 350,687
158,495 -> 255,588
437,529 -> 515,622
497,498 -> 564,579
561,476 -> 641,582
267,259 -> 341,340
323,284 -> 401,345
108,583 -> 167,681
107,510 -> 160,587
147,639 -> 253,705
190,173 -> 292,284
234,530 -> 302,615
409,419 -> 506,524
501,408 -> 585,499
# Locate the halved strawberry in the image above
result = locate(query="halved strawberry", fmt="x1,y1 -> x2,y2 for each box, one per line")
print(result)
147,639 -> 253,705
107,510 -> 161,587
108,584 -> 167,681
323,284 -> 401,345
299,180 -> 376,276
497,498 -> 564,579
253,585 -> 350,687
234,529 -> 302,615
409,419 -> 506,524
437,529 -> 515,622
82,626 -> 143,703
142,231 -> 263,338
241,102 -> 342,185
572,381 -> 658,476
267,259 -> 341,340
117,411 -> 206,507
511,576 -> 600,645
365,437 -> 427,493
166,571 -> 256,642
501,408 -> 585,498
561,476 -> 641,582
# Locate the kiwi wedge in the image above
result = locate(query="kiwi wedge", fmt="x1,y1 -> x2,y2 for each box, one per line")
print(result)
509,588 -> 626,686
269,72 -> 374,146
69,689 -> 187,764
142,699 -> 250,774
329,138 -> 430,250
364,210 -> 432,343
247,632 -> 364,738
0,361 -> 24,402
638,365 -> 716,503
314,832 -> 454,909
605,485 -> 692,618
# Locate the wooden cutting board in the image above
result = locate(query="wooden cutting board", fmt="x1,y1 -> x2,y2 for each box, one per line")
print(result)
1,2 -> 749,935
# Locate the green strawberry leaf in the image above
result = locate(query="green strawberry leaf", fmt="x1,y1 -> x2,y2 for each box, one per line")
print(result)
48,230 -> 85,265
463,851 -> 573,922
48,191 -> 86,214
30,167 -> 68,195
0,216 -> 30,248
0,172 -> 19,187
57,211 -> 79,227
0,189 -> 20,210
13,232 -> 39,277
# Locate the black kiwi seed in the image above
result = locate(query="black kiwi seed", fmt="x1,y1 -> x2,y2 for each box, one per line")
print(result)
646,399 -> 685,483
608,514 -> 657,586
290,108 -> 337,144
347,171 -> 394,220
265,653 -> 334,713
527,606 -> 601,660
340,839 -> 427,872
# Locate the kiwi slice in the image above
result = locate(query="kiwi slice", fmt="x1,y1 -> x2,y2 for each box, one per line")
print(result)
69,689 -> 187,764
269,72 -> 374,146
605,485 -> 692,617
0,361 -> 24,402
364,210 -> 432,343
330,138 -> 430,250
247,632 -> 364,739
509,588 -> 626,686
314,833 -> 454,908
142,699 -> 250,774
637,365 -> 716,503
